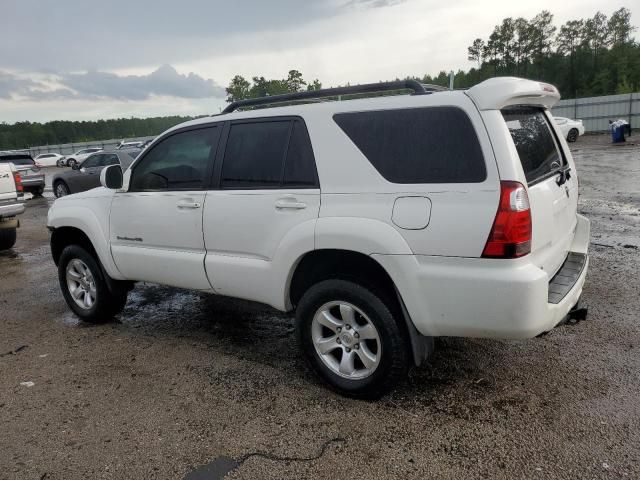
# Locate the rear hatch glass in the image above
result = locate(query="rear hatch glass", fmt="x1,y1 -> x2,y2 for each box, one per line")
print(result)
0,155 -> 35,167
502,107 -> 567,184
502,106 -> 577,278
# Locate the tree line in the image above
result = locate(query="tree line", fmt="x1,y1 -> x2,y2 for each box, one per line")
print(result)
0,116 -> 194,151
460,7 -> 638,97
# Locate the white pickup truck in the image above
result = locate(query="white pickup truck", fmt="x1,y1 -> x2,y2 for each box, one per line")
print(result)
0,163 -> 25,250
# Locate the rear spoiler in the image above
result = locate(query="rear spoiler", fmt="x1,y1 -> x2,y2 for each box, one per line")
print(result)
466,77 -> 560,111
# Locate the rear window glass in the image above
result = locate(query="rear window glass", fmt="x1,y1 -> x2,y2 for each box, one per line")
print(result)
502,107 -> 566,184
0,156 -> 34,166
333,107 -> 486,184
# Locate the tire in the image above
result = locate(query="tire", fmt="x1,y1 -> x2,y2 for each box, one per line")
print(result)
0,228 -> 17,250
68,159 -> 77,168
296,279 -> 409,399
31,186 -> 44,197
58,245 -> 128,323
57,159 -> 64,167
54,181 -> 70,198
567,128 -> 579,142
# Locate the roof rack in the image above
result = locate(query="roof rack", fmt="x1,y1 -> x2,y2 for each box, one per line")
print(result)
222,80 -> 447,114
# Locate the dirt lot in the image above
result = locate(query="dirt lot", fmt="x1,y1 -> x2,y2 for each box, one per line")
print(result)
1,134 -> 639,479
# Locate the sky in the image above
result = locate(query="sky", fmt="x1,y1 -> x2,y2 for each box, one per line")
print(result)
0,0 -> 635,123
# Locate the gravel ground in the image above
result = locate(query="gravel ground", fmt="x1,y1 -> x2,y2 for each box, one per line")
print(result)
1,134 -> 639,479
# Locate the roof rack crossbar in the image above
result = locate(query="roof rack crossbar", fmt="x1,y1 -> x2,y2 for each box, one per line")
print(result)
222,80 -> 445,114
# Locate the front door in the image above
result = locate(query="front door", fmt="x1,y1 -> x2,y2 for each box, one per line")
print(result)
110,125 -> 221,290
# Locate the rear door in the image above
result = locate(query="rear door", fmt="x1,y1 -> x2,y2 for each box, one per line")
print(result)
501,107 -> 577,276
203,118 -> 320,299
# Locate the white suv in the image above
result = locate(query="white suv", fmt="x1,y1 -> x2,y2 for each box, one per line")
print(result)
48,77 -> 590,398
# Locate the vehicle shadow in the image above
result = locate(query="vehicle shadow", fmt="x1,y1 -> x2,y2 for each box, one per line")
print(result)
114,283 -> 504,403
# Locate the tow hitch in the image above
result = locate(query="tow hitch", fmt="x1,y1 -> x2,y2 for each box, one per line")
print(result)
565,304 -> 588,325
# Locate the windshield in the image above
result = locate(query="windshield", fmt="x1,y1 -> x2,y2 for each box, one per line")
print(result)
502,107 -> 566,185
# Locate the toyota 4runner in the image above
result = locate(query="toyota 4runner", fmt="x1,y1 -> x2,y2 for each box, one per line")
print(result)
48,77 -> 590,398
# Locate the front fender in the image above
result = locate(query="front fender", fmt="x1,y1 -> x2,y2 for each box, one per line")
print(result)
47,196 -> 124,280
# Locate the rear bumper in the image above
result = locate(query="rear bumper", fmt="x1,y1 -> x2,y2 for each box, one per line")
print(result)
0,202 -> 25,219
21,175 -> 45,188
374,214 -> 590,339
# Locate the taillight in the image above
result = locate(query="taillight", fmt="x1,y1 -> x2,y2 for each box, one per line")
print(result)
482,181 -> 532,259
13,171 -> 23,193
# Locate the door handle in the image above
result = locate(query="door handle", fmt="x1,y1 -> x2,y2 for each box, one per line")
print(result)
275,197 -> 307,210
177,201 -> 202,209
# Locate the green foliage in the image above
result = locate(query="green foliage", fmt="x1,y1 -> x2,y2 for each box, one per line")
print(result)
0,116 -> 193,150
460,7 -> 639,97
225,70 -> 315,102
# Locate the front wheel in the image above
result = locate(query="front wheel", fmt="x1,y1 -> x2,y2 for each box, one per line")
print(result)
296,279 -> 409,399
54,181 -> 69,198
58,245 -> 128,323
67,159 -> 77,168
0,228 -> 17,250
567,128 -> 579,142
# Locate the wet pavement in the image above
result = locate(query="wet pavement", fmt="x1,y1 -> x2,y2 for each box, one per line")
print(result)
1,134 -> 639,479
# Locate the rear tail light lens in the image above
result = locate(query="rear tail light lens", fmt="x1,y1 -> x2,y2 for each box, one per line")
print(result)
13,172 -> 23,193
482,181 -> 532,258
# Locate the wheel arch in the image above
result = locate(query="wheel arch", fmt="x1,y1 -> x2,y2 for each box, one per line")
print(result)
287,249 -> 433,366
48,205 -> 125,280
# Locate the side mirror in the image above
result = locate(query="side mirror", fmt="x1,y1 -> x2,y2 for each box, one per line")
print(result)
100,164 -> 123,190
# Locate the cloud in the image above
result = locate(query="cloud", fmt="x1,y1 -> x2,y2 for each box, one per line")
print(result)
0,65 -> 225,101
0,72 -> 45,99
60,65 -> 225,100
344,0 -> 407,8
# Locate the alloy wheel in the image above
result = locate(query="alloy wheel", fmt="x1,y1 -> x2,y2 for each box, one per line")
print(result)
66,259 -> 97,310
311,301 -> 381,379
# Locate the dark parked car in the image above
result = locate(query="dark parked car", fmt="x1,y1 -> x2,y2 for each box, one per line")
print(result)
52,151 -> 135,198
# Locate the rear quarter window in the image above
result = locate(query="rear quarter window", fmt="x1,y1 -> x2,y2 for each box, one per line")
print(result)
333,107 -> 486,184
502,107 -> 566,185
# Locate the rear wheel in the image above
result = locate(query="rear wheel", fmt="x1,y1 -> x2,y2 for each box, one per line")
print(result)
58,245 -> 128,323
56,159 -> 64,167
54,181 -> 69,198
0,228 -> 17,250
31,186 -> 44,197
296,279 -> 409,398
567,128 -> 579,142
67,159 -> 77,168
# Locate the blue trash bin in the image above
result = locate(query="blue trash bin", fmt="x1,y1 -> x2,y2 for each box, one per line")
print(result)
612,125 -> 624,143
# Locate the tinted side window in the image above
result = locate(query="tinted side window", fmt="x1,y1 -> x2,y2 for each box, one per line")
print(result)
334,107 -> 486,184
130,127 -> 217,191
502,107 -> 565,184
82,154 -> 102,168
104,154 -> 120,166
283,120 -> 317,187
221,121 -> 290,188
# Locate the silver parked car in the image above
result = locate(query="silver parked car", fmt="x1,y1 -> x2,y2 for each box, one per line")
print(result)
53,151 -> 136,198
0,153 -> 45,196
63,148 -> 103,168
